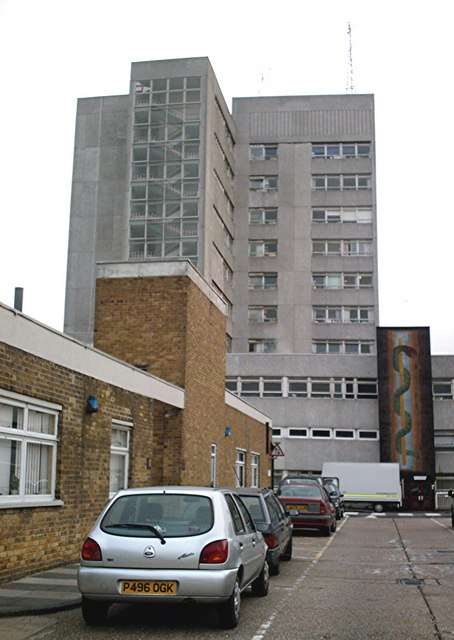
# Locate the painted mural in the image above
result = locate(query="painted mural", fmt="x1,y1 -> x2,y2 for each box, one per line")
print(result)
377,327 -> 435,474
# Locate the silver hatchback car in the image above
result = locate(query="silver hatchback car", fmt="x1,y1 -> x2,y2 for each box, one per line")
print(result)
78,486 -> 269,629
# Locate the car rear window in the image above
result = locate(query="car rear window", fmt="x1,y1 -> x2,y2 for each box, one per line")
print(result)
101,493 -> 213,538
279,485 -> 322,498
239,496 -> 266,523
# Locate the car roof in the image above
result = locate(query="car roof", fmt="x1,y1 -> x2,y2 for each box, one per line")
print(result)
112,486 -> 236,498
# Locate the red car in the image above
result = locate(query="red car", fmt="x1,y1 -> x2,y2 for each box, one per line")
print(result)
277,482 -> 336,537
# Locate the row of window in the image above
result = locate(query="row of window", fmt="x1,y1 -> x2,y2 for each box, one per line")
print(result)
312,239 -> 372,256
313,340 -> 374,355
248,305 -> 374,324
312,272 -> 373,289
312,174 -> 372,191
248,207 -> 373,226
248,142 -> 371,161
0,390 -> 261,505
272,427 -> 378,440
249,174 -> 373,192
313,306 -> 374,324
134,76 -> 201,105
226,377 -> 378,399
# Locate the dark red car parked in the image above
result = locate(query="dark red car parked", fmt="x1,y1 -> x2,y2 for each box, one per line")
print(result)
277,482 -> 336,537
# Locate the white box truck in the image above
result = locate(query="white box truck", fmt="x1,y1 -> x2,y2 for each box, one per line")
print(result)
321,462 -> 402,513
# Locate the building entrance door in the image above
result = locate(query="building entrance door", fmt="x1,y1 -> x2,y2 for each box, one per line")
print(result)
406,479 -> 433,511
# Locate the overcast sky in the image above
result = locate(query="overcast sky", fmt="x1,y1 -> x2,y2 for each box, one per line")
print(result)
1,0 -> 453,353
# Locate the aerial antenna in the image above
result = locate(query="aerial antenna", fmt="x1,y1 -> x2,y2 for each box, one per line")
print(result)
346,21 -> 355,94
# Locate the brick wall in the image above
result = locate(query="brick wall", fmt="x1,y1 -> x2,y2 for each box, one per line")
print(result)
94,273 -> 270,488
0,342 -> 155,583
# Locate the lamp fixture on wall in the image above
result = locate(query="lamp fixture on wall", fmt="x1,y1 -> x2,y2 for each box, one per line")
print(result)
85,396 -> 99,413
225,426 -> 231,437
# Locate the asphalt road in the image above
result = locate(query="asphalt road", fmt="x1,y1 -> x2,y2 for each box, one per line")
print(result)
4,513 -> 454,640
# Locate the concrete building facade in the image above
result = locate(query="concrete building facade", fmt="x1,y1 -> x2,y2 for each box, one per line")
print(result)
63,57 -> 454,505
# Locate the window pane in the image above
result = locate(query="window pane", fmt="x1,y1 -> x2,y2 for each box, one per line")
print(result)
25,442 -> 52,495
0,438 -> 22,495
28,410 -> 55,435
0,403 -> 24,430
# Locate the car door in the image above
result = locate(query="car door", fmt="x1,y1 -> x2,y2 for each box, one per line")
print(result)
225,493 -> 264,586
266,492 -> 292,552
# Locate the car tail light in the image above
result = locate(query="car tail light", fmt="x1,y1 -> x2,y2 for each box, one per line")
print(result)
200,539 -> 228,564
263,532 -> 277,549
320,502 -> 327,514
81,537 -> 102,561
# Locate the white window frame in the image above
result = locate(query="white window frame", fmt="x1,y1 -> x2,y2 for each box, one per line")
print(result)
0,390 -> 61,508
311,142 -> 371,159
288,428 -> 308,438
311,174 -> 372,191
109,420 -> 132,497
310,428 -> 332,439
357,430 -> 379,440
251,453 -> 260,488
235,449 -> 246,488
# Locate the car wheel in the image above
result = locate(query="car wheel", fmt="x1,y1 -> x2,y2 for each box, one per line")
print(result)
322,525 -> 331,537
373,503 -> 384,513
268,557 -> 280,576
251,560 -> 269,597
281,537 -> 293,561
217,576 -> 241,629
81,597 -> 109,626
331,518 -> 337,533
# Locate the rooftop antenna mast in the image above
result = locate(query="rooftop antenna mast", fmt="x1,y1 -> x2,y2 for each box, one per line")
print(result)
346,21 -> 355,94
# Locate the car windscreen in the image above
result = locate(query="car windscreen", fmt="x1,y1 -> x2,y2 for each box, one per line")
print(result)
101,493 -> 213,538
279,485 -> 322,498
239,495 -> 266,523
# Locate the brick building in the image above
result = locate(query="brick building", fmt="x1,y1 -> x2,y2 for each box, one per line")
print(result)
0,261 -> 271,582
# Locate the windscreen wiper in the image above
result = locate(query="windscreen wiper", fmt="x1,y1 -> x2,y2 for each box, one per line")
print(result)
105,523 -> 166,545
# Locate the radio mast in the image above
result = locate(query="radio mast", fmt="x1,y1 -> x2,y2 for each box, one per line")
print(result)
346,21 -> 355,94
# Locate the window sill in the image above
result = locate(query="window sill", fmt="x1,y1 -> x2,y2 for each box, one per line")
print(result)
0,499 -> 64,510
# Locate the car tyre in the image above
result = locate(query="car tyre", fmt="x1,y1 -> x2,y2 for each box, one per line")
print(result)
322,525 -> 331,537
217,576 -> 241,629
268,557 -> 280,576
281,537 -> 293,561
81,597 -> 109,626
331,518 -> 337,533
251,560 -> 269,597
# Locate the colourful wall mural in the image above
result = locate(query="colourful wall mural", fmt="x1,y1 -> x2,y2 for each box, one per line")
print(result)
377,327 -> 435,474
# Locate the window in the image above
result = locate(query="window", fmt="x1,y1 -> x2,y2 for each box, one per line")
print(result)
0,391 -> 60,505
312,273 -> 373,289
248,272 -> 278,289
240,377 -> 260,396
357,430 -> 379,440
110,421 -> 131,496
210,444 -> 217,487
288,378 -> 308,397
262,378 -> 282,397
248,306 -> 277,323
250,144 -> 278,160
288,428 -> 308,438
311,142 -> 371,159
226,377 -> 238,394
313,341 -> 374,355
249,207 -> 278,225
311,175 -> 372,191
249,240 -> 278,257
345,307 -> 374,324
335,429 -> 355,439
311,428 -> 331,438
235,450 -> 246,488
272,428 -> 282,437
249,176 -> 278,191
312,207 -> 372,224
433,380 -> 453,399
248,339 -> 276,353
251,454 -> 259,488
312,240 -> 372,256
